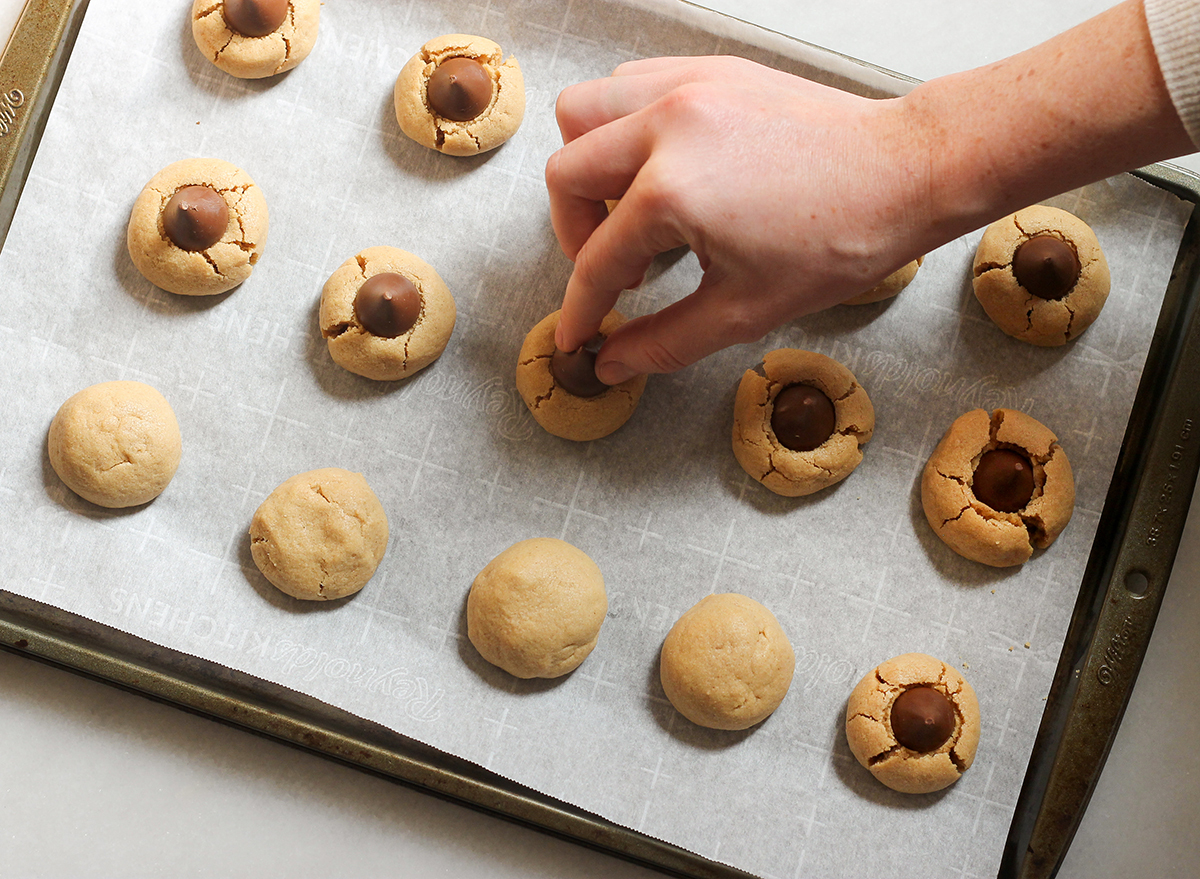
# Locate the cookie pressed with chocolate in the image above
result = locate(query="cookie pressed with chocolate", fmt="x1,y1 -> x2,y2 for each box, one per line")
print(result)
191,0 -> 320,79
845,652 -> 980,794
732,348 -> 874,497
841,256 -> 924,305
921,408 -> 1075,567
319,246 -> 457,381
394,34 -> 525,156
127,157 -> 268,296
516,309 -> 648,441
660,593 -> 795,731
973,205 -> 1109,346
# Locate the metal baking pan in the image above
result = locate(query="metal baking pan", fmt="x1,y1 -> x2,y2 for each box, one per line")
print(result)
3,2 -> 1199,877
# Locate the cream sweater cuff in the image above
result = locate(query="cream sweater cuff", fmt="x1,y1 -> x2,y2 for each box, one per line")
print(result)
1145,0 -> 1200,147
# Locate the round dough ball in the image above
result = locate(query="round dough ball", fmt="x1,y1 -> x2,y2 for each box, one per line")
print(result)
319,246 -> 457,381
973,205 -> 1110,346
467,538 -> 607,679
515,309 -> 648,442
48,381 -> 182,508
191,0 -> 320,79
732,348 -> 874,497
249,468 -> 389,601
127,157 -> 269,296
659,593 -> 795,731
921,408 -> 1075,567
841,256 -> 924,305
845,652 -> 980,794
394,33 -> 525,156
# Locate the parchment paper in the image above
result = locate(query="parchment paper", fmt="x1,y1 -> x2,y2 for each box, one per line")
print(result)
0,1 -> 1192,877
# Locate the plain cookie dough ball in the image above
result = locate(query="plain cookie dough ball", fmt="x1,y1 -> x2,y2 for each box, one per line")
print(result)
467,538 -> 607,679
845,652 -> 980,794
516,309 -> 648,442
842,256 -> 924,305
191,0 -> 320,79
660,594 -> 795,730
973,205 -> 1110,346
48,381 -> 182,508
732,348 -> 874,497
249,468 -> 389,601
319,246 -> 457,381
922,408 -> 1075,567
394,33 -> 525,156
127,157 -> 268,296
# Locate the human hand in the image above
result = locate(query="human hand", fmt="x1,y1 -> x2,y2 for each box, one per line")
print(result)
545,55 -> 930,384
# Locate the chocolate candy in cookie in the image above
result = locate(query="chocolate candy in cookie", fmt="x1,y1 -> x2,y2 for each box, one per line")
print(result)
516,310 -> 647,441
320,246 -> 456,381
973,205 -> 1109,346
922,408 -> 1075,567
127,157 -> 268,296
846,653 -> 980,794
191,0 -> 320,79
394,34 -> 525,156
732,348 -> 873,497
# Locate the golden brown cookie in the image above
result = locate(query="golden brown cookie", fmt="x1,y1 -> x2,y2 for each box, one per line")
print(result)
973,205 -> 1110,346
515,309 -> 648,442
845,652 -> 980,794
249,468 -> 389,601
467,538 -> 607,679
191,0 -> 320,79
921,408 -> 1075,567
319,246 -> 456,381
659,593 -> 795,731
842,256 -> 924,305
732,348 -> 874,497
393,34 -> 525,156
127,158 -> 269,296
48,381 -> 182,508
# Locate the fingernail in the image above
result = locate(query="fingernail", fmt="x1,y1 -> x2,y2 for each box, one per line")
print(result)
597,360 -> 636,386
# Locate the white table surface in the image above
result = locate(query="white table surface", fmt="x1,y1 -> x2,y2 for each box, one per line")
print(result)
3,2 -> 1198,877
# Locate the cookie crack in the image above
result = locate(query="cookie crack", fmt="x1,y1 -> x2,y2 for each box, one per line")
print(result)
323,321 -> 354,340
201,251 -> 225,278
868,744 -> 903,766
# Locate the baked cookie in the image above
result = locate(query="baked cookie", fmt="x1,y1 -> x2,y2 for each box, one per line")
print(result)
394,34 -> 525,156
842,257 -> 924,305
660,593 -> 795,731
516,309 -> 648,441
191,0 -> 320,79
319,246 -> 456,381
48,381 -> 182,508
845,652 -> 980,794
249,468 -> 388,601
127,158 -> 268,296
973,205 -> 1110,346
467,537 -> 607,679
732,348 -> 874,497
922,408 -> 1075,567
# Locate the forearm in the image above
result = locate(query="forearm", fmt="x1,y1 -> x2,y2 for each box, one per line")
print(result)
902,0 -> 1194,253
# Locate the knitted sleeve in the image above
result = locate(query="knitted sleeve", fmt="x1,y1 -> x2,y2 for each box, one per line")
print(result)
1145,0 -> 1200,146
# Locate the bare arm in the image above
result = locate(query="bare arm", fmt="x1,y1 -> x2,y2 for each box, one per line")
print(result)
544,0 -> 1193,385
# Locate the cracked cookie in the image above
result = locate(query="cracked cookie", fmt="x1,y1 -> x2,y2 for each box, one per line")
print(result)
515,309 -> 648,441
319,246 -> 457,381
249,468 -> 389,601
660,593 -> 795,731
394,34 -> 525,156
467,537 -> 607,679
845,652 -> 980,794
48,381 -> 182,508
191,0 -> 320,79
921,408 -> 1075,567
127,157 -> 268,296
973,205 -> 1109,346
842,256 -> 924,305
732,348 -> 874,497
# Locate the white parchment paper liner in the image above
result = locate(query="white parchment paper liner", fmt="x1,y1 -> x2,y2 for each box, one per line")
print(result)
0,1 -> 1192,876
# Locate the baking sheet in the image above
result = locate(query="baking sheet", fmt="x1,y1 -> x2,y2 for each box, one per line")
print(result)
0,1 -> 1192,877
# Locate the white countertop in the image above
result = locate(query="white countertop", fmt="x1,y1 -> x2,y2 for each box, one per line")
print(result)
3,2 -> 1197,877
